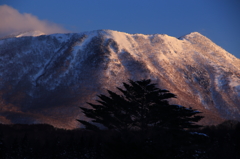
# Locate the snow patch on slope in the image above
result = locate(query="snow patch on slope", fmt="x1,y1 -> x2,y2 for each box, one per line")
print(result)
72,31 -> 98,66
229,76 -> 240,97
103,30 -> 140,56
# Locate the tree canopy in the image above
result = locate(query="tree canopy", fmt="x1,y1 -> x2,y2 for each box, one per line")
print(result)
78,79 -> 203,131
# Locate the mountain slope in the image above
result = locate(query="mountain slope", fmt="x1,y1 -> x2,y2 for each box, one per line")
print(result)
0,30 -> 239,129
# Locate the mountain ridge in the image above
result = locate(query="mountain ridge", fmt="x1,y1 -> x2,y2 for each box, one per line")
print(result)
0,30 -> 46,40
0,30 -> 239,129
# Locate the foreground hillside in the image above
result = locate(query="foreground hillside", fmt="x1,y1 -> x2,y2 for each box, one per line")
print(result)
0,30 -> 239,129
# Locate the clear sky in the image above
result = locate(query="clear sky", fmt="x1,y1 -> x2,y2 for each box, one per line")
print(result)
0,0 -> 240,58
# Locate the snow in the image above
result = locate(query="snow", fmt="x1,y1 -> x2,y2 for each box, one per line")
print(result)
104,30 -> 139,56
162,34 -> 185,54
72,31 -> 98,66
32,64 -> 47,82
15,30 -> 45,38
229,76 -> 240,96
215,74 -> 225,88
229,77 -> 240,88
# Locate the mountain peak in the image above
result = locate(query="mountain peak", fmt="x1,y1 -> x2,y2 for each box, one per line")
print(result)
178,32 -> 205,40
188,31 -> 202,36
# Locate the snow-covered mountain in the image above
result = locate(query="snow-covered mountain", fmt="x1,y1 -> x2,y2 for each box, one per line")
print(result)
0,30 -> 239,129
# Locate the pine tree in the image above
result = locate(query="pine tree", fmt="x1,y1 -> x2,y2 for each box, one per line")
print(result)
77,79 -> 203,131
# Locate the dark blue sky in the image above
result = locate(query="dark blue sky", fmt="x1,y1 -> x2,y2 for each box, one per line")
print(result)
1,0 -> 240,58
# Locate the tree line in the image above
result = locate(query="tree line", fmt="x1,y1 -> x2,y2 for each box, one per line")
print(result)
1,120 -> 240,158
0,79 -> 239,158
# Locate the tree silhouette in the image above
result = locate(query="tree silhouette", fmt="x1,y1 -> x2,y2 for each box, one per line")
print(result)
78,79 -> 203,131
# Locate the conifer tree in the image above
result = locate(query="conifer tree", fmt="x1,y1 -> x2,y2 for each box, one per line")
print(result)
78,79 -> 203,131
